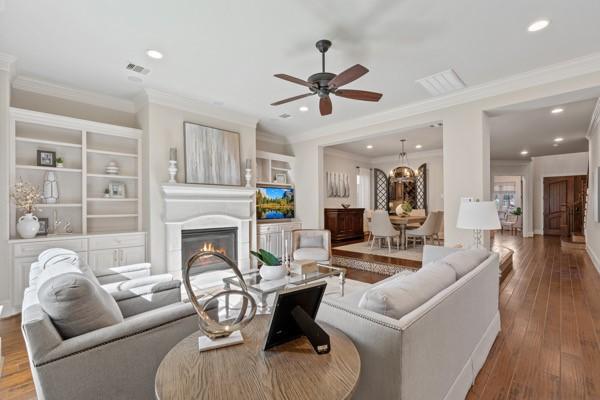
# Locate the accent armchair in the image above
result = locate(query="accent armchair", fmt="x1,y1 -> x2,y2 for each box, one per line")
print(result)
291,229 -> 332,264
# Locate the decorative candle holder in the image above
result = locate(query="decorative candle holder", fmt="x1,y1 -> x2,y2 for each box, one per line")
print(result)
168,160 -> 178,183
245,168 -> 252,188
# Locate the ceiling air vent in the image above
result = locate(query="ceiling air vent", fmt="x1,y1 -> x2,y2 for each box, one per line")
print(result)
126,62 -> 151,75
278,113 -> 292,119
416,69 -> 465,96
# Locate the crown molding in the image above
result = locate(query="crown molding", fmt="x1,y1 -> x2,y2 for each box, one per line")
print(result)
12,75 -> 136,113
290,52 -> 600,144
0,52 -> 16,74
323,147 -> 371,165
530,151 -> 589,161
586,98 -> 600,139
491,159 -> 531,167
370,148 -> 443,165
256,130 -> 289,145
137,88 -> 259,129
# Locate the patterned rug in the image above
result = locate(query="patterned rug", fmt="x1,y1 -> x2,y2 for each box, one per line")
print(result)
334,241 -> 424,261
332,255 -> 418,276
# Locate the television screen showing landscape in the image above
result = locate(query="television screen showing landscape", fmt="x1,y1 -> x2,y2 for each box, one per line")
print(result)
256,186 -> 294,220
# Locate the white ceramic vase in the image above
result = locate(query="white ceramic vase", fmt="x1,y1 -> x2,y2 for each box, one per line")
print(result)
259,264 -> 287,281
17,213 -> 40,239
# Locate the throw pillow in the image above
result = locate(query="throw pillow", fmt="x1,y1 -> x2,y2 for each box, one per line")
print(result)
38,272 -> 124,339
358,261 -> 456,319
38,248 -> 79,269
299,234 -> 323,248
441,248 -> 490,279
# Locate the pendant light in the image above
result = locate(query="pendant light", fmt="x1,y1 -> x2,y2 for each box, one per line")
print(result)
390,139 -> 416,183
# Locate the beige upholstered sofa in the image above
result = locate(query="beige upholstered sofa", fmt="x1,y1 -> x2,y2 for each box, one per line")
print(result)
318,245 -> 500,400
21,249 -> 204,400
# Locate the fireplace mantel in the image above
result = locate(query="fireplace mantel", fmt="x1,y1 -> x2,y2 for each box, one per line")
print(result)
161,183 -> 255,276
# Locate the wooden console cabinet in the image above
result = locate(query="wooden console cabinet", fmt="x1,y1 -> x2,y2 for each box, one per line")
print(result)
324,208 -> 364,243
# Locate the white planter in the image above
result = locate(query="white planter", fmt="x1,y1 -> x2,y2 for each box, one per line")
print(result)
259,264 -> 287,281
17,213 -> 40,239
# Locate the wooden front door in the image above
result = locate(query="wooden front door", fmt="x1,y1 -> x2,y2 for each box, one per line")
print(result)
543,175 -> 587,236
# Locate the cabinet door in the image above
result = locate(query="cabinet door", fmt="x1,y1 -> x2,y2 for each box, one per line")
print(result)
13,257 -> 37,307
88,249 -> 119,270
119,246 -> 145,266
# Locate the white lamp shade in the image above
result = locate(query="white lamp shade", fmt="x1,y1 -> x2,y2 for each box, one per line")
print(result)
456,201 -> 501,230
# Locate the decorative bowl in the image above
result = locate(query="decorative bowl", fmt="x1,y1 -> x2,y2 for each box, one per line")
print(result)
341,203 -> 351,209
259,264 -> 287,281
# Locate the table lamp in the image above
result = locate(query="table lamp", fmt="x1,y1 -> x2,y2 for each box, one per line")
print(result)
456,200 -> 501,248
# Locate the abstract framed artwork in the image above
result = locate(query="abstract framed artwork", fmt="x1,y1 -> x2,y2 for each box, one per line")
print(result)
184,122 -> 241,186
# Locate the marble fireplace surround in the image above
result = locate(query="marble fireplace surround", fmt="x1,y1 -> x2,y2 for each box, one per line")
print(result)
161,183 -> 255,277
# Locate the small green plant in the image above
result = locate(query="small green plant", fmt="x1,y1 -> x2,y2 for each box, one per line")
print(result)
401,200 -> 413,215
250,249 -> 280,266
511,207 -> 522,216
56,157 -> 64,164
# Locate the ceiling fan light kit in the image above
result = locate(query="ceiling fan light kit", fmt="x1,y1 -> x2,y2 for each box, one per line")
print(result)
271,39 -> 383,116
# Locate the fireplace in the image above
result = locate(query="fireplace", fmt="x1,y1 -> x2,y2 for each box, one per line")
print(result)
182,227 -> 238,274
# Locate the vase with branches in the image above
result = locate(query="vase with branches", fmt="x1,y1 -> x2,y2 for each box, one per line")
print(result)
11,180 -> 42,238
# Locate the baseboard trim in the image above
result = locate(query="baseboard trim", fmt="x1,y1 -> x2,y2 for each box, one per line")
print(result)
523,231 -> 534,238
586,244 -> 600,275
533,229 -> 544,235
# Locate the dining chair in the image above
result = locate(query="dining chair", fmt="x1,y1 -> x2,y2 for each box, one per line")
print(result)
406,208 -> 426,229
370,210 -> 401,252
432,211 -> 444,245
365,209 -> 374,246
405,211 -> 441,248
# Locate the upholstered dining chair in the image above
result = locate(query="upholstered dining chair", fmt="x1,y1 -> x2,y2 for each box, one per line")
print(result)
405,211 -> 441,248
406,208 -> 426,229
365,209 -> 374,246
370,210 -> 401,252
433,211 -> 444,245
291,229 -> 332,264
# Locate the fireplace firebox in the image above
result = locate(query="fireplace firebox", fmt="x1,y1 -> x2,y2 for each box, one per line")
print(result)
182,227 -> 238,274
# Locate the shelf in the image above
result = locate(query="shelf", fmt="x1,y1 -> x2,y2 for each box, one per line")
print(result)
87,173 -> 138,180
34,203 -> 82,208
87,214 -> 138,219
271,166 -> 291,172
15,137 -> 82,148
87,198 -> 138,202
256,181 -> 293,187
87,148 -> 138,158
16,165 -> 82,173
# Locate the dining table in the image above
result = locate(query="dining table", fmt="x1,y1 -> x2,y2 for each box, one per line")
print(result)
389,214 -> 427,249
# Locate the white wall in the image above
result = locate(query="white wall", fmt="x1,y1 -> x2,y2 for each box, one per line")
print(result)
0,66 -> 12,311
323,149 -> 371,209
531,152 -> 589,234
371,149 -> 444,212
586,100 -> 600,272
140,101 -> 257,272
491,160 -> 534,236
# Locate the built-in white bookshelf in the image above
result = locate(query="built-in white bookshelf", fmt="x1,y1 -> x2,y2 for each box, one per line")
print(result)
8,107 -> 143,239
255,150 -> 295,187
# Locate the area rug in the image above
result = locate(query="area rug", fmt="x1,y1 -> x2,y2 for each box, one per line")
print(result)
332,255 -> 418,276
334,241 -> 424,261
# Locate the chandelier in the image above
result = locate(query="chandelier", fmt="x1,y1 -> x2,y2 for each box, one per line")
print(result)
389,139 -> 416,183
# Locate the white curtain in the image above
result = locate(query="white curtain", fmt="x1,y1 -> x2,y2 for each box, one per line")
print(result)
356,167 -> 371,209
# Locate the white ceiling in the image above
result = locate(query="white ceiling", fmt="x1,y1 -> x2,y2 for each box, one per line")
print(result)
2,1 -> 600,139
328,125 -> 442,158
489,98 -> 595,160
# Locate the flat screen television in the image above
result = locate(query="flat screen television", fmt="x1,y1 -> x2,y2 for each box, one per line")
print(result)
256,186 -> 294,220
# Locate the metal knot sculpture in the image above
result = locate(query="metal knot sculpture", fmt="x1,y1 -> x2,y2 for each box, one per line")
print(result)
182,251 -> 257,340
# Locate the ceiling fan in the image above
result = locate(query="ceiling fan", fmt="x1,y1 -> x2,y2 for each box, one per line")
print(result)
271,39 -> 383,116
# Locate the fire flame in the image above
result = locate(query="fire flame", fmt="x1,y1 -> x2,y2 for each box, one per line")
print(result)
198,242 -> 226,255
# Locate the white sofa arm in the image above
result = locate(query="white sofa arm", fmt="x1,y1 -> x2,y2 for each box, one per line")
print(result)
421,245 -> 460,266
95,263 -> 152,284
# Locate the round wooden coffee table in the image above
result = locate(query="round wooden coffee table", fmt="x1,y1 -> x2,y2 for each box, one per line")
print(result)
155,315 -> 360,400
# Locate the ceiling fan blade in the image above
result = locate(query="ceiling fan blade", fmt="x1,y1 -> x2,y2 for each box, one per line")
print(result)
334,89 -> 383,102
320,96 -> 332,116
328,64 -> 369,89
274,74 -> 315,88
270,92 -> 315,106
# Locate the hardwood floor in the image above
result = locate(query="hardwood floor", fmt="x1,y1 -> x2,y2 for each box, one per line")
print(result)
1,232 -> 599,399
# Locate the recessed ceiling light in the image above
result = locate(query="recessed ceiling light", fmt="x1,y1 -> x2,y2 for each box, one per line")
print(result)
415,144 -> 423,149
146,49 -> 163,59
551,107 -> 564,114
528,19 -> 550,32
554,137 -> 564,142
366,145 -> 373,149
520,150 -> 529,155
299,106 -> 309,112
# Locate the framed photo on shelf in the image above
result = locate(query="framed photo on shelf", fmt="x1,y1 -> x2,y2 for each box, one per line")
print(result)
274,173 -> 287,184
108,182 -> 126,198
37,218 -> 49,236
37,150 -> 56,167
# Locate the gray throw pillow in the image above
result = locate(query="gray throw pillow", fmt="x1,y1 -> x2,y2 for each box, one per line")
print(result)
38,248 -> 79,269
299,235 -> 323,248
38,272 -> 124,339
358,261 -> 456,319
441,248 -> 490,279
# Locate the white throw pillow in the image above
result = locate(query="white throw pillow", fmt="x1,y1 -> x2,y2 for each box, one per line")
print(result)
358,262 -> 456,319
38,248 -> 79,269
299,235 -> 323,248
441,248 -> 490,279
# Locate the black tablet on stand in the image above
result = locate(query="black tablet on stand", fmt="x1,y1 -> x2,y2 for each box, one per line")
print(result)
263,281 -> 331,354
